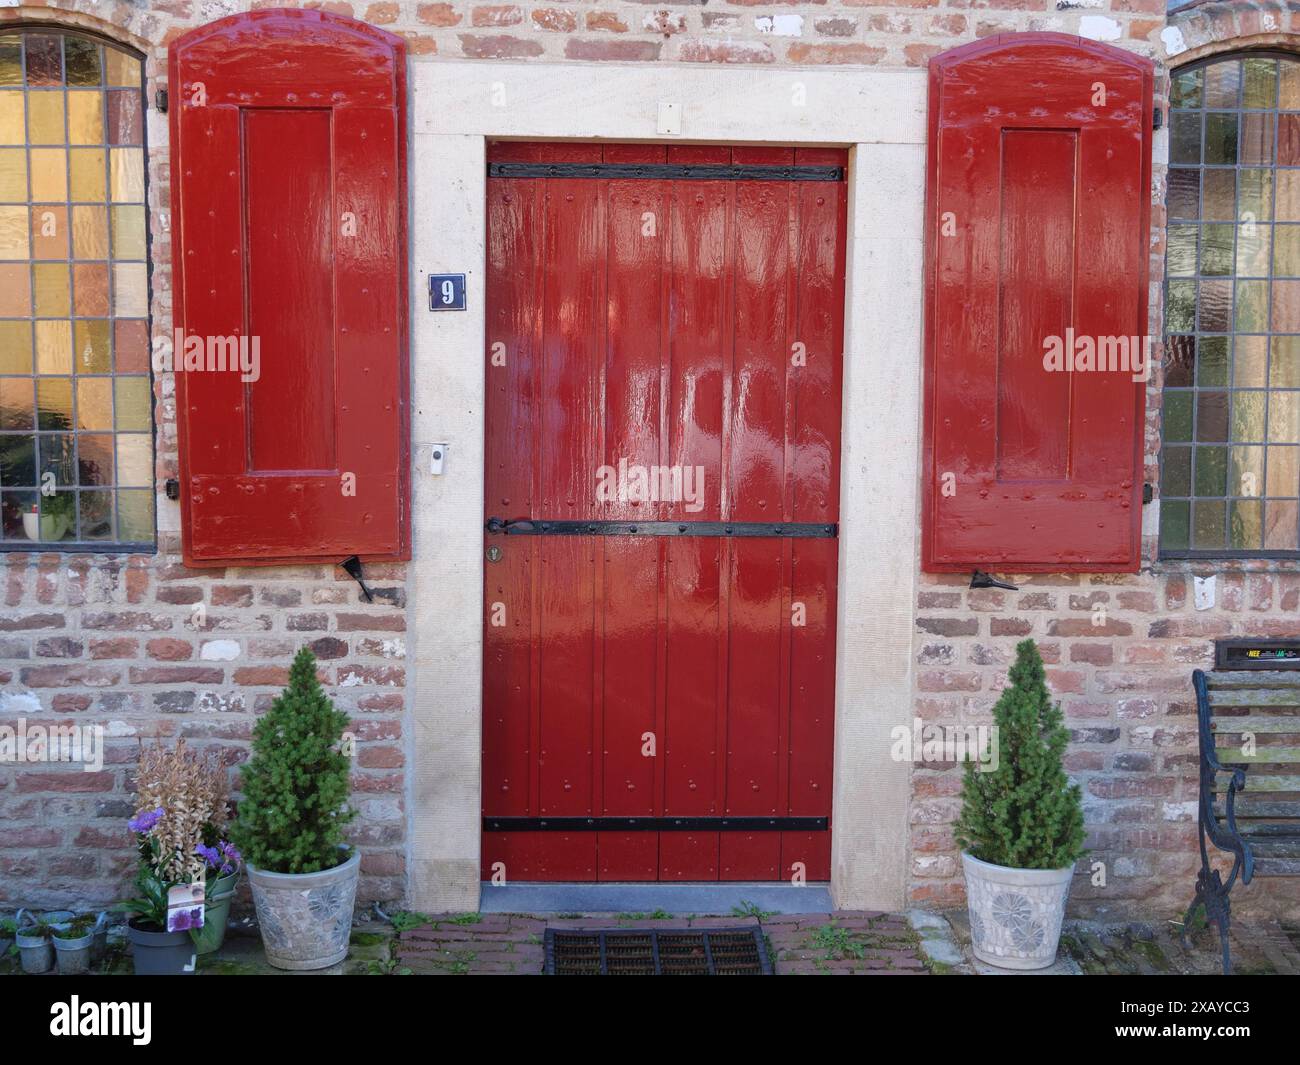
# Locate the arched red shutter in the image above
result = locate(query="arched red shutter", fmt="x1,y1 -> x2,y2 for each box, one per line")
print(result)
169,11 -> 409,566
922,34 -> 1152,572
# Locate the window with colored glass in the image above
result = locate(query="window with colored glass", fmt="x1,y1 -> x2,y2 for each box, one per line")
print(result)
0,30 -> 152,549
1163,54 -> 1300,557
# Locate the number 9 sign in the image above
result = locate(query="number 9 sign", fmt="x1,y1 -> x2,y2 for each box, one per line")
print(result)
428,273 -> 467,311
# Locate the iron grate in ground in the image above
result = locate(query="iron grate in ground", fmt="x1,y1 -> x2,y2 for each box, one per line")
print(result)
544,927 -> 772,975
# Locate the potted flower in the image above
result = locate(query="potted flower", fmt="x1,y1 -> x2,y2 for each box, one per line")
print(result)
15,911 -> 53,974
52,915 -> 95,975
232,647 -> 358,970
955,639 -> 1086,970
118,739 -> 234,974
191,841 -> 242,955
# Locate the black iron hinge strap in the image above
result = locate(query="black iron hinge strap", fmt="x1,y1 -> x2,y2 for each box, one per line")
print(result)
484,518 -> 836,539
488,162 -> 844,182
482,815 -> 829,832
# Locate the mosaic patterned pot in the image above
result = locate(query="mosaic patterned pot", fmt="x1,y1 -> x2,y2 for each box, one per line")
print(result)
962,852 -> 1075,970
247,848 -> 359,971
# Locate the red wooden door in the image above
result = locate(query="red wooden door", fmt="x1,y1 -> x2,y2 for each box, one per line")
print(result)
482,143 -> 847,882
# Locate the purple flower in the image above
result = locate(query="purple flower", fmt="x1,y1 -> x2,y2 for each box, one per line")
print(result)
219,841 -> 242,870
128,807 -> 165,834
195,843 -> 221,868
171,907 -> 202,931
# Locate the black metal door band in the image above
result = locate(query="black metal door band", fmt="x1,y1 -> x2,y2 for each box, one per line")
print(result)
488,162 -> 844,182
483,816 -> 829,832
485,518 -> 837,538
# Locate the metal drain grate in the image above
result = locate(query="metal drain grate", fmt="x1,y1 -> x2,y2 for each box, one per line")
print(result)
544,927 -> 771,975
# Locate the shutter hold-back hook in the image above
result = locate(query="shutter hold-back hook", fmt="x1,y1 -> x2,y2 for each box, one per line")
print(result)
969,569 -> 1018,591
340,555 -> 374,603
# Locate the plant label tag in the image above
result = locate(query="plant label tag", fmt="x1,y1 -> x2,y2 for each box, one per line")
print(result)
166,883 -> 205,933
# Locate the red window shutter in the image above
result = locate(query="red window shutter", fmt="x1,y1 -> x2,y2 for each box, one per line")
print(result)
169,11 -> 409,566
922,34 -> 1152,573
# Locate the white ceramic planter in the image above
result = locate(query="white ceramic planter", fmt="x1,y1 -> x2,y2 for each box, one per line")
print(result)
247,848 -> 359,970
962,852 -> 1075,970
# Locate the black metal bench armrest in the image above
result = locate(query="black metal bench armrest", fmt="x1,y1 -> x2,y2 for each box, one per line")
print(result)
1193,669 -> 1253,886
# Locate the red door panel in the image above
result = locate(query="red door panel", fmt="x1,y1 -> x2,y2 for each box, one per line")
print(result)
483,143 -> 846,881
922,34 -> 1152,572
169,11 -> 408,566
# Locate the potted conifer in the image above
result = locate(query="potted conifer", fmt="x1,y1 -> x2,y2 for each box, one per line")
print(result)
233,648 -> 358,970
955,639 -> 1086,970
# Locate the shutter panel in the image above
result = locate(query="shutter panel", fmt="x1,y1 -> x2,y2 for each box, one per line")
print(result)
169,11 -> 409,566
922,34 -> 1152,573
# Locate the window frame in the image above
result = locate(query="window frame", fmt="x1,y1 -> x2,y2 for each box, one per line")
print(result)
0,24 -> 156,554
1160,47 -> 1300,561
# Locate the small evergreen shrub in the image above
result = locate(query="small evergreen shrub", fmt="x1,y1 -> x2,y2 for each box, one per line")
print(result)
232,648 -> 355,874
954,639 -> 1086,870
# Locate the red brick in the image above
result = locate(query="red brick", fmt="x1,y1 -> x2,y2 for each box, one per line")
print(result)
211,584 -> 254,607
1047,618 -> 1133,637
128,666 -> 224,684
336,613 -> 406,632
19,664 -> 120,687
146,637 -> 193,661
787,42 -> 885,64
566,39 -> 662,61
917,670 -> 980,692
34,636 -> 83,658
532,7 -> 577,31
8,827 -> 62,846
0,613 -> 65,631
474,4 -> 522,25
459,33 -> 543,58
357,745 -> 404,768
990,617 -> 1032,636
417,2 -> 463,25
339,665 -> 405,687
156,585 -> 203,605
585,10 -> 627,31
83,611 -> 172,632
233,666 -> 290,687
16,771 -> 116,793
1069,643 -> 1114,666
364,1 -> 401,22
89,637 -> 139,660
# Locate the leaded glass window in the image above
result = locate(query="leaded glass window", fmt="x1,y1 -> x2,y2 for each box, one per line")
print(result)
0,30 -> 152,548
1163,53 -> 1300,556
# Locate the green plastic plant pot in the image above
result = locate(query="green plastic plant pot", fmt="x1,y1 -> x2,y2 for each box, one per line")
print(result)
192,889 -> 235,955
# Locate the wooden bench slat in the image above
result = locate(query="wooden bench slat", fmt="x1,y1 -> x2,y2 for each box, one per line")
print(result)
1213,799 -> 1300,819
1250,840 -> 1300,858
1208,716 -> 1300,733
1215,745 -> 1300,763
1237,821 -> 1300,837
1207,689 -> 1300,707
1251,857 -> 1300,876
1213,774 -> 1300,791
1205,671 -> 1300,689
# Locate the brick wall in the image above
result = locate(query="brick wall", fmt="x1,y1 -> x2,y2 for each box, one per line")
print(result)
0,543 -> 409,909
